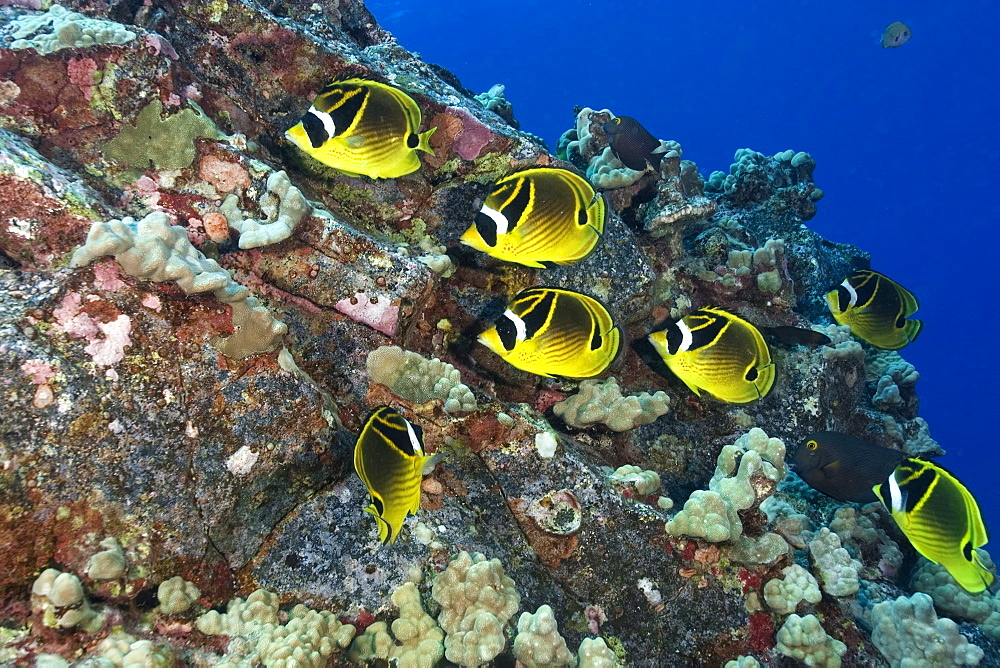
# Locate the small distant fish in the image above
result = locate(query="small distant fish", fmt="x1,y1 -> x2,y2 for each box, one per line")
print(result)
461,167 -> 607,268
478,287 -> 621,378
882,21 -> 912,48
793,431 -> 905,503
826,270 -> 923,349
874,458 -> 994,593
285,78 -> 436,179
647,307 -> 774,404
761,325 -> 832,348
354,406 -> 434,545
602,116 -> 665,172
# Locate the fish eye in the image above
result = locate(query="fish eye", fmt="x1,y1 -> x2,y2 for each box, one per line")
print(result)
807,440 -> 818,450
614,118 -> 621,124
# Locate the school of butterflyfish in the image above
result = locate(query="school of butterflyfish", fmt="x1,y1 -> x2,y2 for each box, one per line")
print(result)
287,77 -> 989,592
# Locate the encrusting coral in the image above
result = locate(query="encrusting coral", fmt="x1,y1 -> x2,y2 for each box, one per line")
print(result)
762,564 -> 822,615
70,211 -> 287,359
552,377 -> 669,431
220,170 -> 312,249
774,613 -> 847,667
808,528 -> 861,597
7,4 -> 136,54
512,604 -> 575,668
871,592 -> 984,667
103,99 -> 224,170
911,550 -> 1000,641
367,345 -> 477,413
431,551 -> 521,667
665,427 -> 790,564
31,569 -> 104,633
196,588 -> 356,666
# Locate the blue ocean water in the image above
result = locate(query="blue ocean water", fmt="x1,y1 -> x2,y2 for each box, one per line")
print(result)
369,1 -> 1000,531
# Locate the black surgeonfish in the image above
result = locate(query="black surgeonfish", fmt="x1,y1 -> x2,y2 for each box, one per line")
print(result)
793,431 -> 905,503
761,325 -> 832,348
826,269 -> 922,350
602,116 -> 665,171
874,458 -> 993,593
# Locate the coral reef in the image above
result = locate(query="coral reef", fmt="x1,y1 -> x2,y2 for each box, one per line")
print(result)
0,0 -> 989,665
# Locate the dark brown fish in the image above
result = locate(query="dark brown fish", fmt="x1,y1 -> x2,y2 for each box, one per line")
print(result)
761,326 -> 832,347
882,21 -> 911,48
602,116 -> 663,171
793,431 -> 905,503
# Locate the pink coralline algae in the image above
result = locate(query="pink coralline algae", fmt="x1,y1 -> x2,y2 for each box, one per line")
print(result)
334,293 -> 399,336
141,294 -> 162,311
66,58 -> 98,101
93,264 -> 127,292
445,106 -> 493,160
83,315 -> 132,367
199,155 -> 251,193
53,292 -> 100,340
52,293 -> 132,367
20,359 -> 56,385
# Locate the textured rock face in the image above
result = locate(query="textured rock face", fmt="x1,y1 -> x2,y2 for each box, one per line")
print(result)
0,1 -> 992,666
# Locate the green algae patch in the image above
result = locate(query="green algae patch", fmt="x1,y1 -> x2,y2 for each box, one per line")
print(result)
103,99 -> 224,170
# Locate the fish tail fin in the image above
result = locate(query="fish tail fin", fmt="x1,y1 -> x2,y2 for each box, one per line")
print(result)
417,127 -> 437,156
973,549 -> 996,588
363,505 -> 394,544
903,319 -> 924,343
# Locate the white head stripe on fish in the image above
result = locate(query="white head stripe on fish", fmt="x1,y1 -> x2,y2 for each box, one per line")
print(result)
676,319 -> 694,352
308,106 -> 337,141
888,472 -> 904,512
404,419 -> 423,457
479,205 -> 509,236
504,310 -> 527,342
841,279 -> 858,307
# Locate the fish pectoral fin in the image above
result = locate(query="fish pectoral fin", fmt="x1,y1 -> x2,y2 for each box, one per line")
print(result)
422,453 -> 443,476
417,127 -> 437,156
345,135 -> 367,148
821,461 -> 841,477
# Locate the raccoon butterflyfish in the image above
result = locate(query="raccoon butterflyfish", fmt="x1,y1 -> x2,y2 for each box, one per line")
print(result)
354,406 -> 435,545
873,458 -> 994,593
284,78 -> 436,179
460,167 -> 607,268
602,116 -> 666,172
882,21 -> 912,48
478,287 -> 621,378
826,269 -> 923,350
647,307 -> 774,404
793,431 -> 905,503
